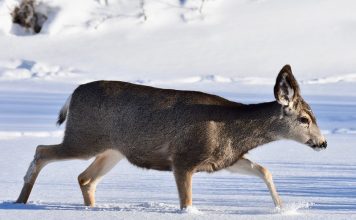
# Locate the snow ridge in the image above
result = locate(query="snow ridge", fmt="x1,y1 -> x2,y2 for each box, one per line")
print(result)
0,59 -> 83,82
2,58 -> 355,86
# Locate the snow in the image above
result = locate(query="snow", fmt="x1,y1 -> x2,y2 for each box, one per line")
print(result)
302,73 -> 356,85
0,0 -> 356,219
181,206 -> 204,215
1,0 -> 356,82
0,130 -> 63,140
0,59 -> 82,82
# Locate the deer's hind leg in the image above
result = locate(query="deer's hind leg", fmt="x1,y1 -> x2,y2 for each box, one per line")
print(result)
78,149 -> 124,207
226,157 -> 282,208
16,144 -> 86,204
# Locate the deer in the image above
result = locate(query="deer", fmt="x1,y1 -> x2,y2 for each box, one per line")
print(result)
16,65 -> 327,210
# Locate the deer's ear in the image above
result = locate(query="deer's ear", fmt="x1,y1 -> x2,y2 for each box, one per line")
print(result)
274,65 -> 300,106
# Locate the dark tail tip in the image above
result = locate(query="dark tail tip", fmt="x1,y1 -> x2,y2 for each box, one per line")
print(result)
56,111 -> 66,126
56,104 -> 68,126
56,95 -> 71,126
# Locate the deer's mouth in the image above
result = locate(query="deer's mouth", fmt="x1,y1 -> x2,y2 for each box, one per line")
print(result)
306,139 -> 327,151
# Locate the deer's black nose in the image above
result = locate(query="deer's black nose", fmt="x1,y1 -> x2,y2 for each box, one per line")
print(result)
320,141 -> 327,149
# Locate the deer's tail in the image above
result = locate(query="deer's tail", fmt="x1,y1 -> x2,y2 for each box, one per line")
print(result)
57,95 -> 72,126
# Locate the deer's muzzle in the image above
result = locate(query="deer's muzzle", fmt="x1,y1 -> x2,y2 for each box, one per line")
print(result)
306,139 -> 327,151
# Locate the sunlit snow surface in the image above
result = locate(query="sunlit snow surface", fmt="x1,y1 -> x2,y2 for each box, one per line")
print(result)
0,0 -> 356,219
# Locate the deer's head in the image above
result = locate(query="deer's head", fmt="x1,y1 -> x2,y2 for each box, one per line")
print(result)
274,65 -> 327,151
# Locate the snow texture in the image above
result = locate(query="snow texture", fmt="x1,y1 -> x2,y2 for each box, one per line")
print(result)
0,0 -> 355,219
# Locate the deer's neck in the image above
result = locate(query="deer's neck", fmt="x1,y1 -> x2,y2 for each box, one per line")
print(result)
229,101 -> 284,154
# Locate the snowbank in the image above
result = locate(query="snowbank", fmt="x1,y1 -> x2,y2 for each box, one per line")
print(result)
0,0 -> 355,85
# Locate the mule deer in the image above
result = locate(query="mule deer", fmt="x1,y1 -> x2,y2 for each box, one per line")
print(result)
16,65 -> 326,210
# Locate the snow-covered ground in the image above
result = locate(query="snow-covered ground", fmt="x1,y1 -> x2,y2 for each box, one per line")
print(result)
0,0 -> 356,219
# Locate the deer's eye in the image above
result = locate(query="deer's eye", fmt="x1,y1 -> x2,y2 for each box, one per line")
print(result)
299,116 -> 310,124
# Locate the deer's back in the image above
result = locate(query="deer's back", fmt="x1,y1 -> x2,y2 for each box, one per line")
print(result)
62,81 -> 242,170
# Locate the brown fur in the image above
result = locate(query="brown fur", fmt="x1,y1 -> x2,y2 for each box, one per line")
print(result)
16,65 -> 326,209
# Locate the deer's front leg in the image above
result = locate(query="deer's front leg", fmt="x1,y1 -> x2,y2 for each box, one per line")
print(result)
173,169 -> 193,210
226,157 -> 282,208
